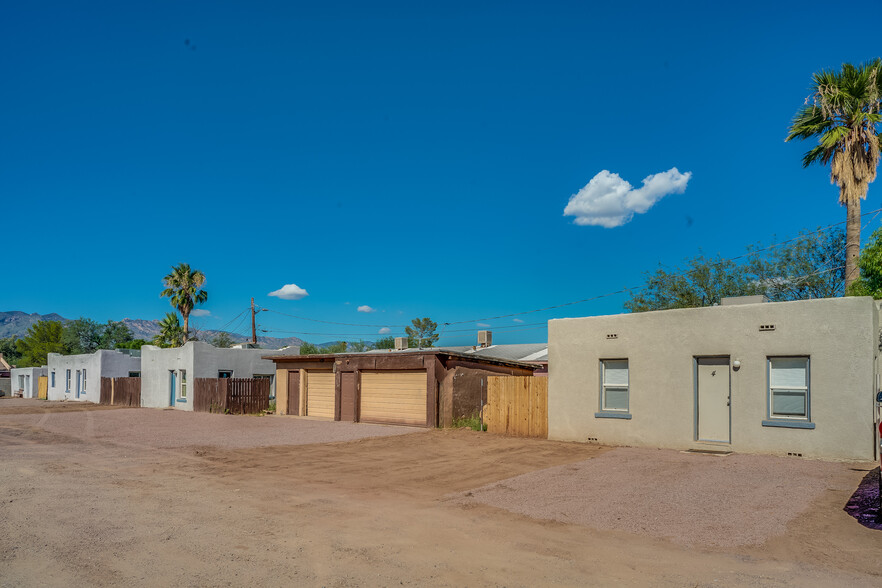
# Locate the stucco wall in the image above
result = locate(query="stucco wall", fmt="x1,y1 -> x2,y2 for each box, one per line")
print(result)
9,367 -> 47,398
548,297 -> 878,461
141,342 -> 296,410
47,351 -> 141,403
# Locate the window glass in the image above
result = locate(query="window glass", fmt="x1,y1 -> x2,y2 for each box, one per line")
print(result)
601,360 -> 629,412
769,357 -> 809,419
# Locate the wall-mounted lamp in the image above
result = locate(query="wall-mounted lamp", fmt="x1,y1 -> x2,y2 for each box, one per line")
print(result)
733,359 -> 742,370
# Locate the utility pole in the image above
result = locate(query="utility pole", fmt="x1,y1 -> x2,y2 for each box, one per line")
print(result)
251,297 -> 257,345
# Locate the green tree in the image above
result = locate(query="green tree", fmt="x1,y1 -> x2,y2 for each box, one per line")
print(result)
847,227 -> 882,298
209,332 -> 235,348
153,313 -> 185,348
160,263 -> 208,344
299,341 -> 348,354
15,320 -> 66,367
99,320 -> 133,349
625,255 -> 759,313
0,337 -> 22,366
374,336 -> 396,350
786,59 -> 882,289
747,227 -> 846,301
62,317 -> 103,354
348,340 -> 374,352
116,339 -> 150,350
406,318 -> 439,348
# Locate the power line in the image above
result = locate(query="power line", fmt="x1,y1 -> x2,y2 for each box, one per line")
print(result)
260,307 -> 408,328
440,211 -> 880,326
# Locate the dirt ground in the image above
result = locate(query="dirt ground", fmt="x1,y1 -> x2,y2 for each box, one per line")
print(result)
1,400 -> 881,587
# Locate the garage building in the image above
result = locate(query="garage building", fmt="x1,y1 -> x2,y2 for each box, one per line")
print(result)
263,350 -> 536,427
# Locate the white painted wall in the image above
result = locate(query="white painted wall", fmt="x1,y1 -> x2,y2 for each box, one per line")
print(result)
47,350 -> 141,403
549,296 -> 879,461
9,367 -> 47,398
140,342 -> 299,410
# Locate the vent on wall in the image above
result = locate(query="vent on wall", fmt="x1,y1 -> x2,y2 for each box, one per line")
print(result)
787,452 -> 803,458
759,324 -> 776,331
606,333 -> 618,340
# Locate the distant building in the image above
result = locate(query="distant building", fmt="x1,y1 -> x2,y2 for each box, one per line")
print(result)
140,341 -> 300,410
47,350 -> 141,403
10,366 -> 47,398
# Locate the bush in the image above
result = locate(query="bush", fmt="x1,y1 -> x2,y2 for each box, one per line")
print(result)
452,414 -> 486,432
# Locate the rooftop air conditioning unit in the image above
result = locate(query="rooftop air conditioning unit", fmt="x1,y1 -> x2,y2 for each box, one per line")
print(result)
478,330 -> 492,347
394,337 -> 408,350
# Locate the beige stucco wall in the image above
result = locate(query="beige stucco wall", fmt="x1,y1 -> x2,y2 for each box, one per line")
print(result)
548,297 -> 878,461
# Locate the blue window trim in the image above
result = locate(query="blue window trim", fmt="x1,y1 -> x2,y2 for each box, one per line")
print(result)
176,398 -> 188,403
595,411 -> 632,420
762,419 -> 815,429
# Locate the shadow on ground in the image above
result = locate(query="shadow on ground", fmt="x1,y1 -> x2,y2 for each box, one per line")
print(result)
844,467 -> 882,530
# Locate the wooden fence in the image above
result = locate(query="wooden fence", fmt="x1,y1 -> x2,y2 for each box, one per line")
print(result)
485,376 -> 548,438
193,378 -> 270,414
99,377 -> 141,407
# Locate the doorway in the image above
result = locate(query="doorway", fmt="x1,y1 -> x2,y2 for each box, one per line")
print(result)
696,357 -> 730,443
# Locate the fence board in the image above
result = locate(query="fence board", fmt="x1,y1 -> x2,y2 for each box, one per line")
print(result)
193,378 -> 270,414
99,377 -> 141,406
486,376 -> 547,438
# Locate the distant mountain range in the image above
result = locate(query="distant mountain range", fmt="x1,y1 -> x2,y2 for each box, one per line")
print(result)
0,311 -> 303,350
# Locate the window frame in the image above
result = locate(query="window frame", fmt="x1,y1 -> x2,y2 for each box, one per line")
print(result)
180,369 -> 187,399
596,358 -> 631,419
766,356 -> 811,423
51,371 -> 55,388
218,370 -> 233,379
66,369 -> 71,392
82,368 -> 87,393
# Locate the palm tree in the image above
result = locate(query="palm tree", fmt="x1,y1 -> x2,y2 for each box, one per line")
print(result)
160,263 -> 208,343
153,313 -> 184,348
786,59 -> 882,290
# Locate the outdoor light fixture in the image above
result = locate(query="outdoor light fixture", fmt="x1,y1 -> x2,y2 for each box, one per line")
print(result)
733,360 -> 742,370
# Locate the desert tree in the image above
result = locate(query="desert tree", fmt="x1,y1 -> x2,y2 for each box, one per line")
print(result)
160,263 -> 208,344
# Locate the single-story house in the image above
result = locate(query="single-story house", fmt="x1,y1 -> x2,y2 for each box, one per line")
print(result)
47,349 -> 142,403
140,341 -> 300,410
9,366 -> 47,398
0,353 -> 12,397
263,349 -> 536,427
548,295 -> 880,461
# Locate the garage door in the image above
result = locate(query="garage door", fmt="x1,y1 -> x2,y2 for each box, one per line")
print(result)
306,371 -> 335,419
360,371 -> 427,426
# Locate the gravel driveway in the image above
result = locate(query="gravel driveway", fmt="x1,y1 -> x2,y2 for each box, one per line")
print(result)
458,446 -> 851,547
0,406 -> 423,449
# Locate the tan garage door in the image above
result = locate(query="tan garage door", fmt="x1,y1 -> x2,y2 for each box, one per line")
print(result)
360,371 -> 426,426
306,371 -> 335,419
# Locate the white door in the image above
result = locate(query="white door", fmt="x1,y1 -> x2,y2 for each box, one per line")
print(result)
697,357 -> 730,443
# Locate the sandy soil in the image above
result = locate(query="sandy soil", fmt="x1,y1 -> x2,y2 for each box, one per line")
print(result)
1,401 -> 881,587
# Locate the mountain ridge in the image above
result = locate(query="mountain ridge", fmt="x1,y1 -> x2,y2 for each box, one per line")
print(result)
0,311 -> 303,350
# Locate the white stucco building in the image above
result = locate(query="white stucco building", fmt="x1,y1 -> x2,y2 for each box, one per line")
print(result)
548,296 -> 881,462
140,342 -> 300,410
9,366 -> 47,398
47,350 -> 142,403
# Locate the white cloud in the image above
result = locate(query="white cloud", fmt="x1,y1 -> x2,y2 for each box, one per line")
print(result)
357,305 -> 376,313
513,318 -> 524,323
268,283 -> 309,300
563,167 -> 691,228
191,309 -> 211,317
378,327 -> 391,334
477,323 -> 491,328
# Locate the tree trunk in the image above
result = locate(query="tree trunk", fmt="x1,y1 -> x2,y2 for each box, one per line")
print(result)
845,197 -> 861,291
182,313 -> 189,344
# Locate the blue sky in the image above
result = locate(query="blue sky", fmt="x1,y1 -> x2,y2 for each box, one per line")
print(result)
2,1 -> 879,346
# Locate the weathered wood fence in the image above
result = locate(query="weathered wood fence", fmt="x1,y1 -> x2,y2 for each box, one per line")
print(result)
99,377 -> 141,407
485,376 -> 548,438
193,378 -> 270,414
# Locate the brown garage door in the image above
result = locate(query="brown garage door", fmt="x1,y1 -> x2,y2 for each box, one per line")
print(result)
306,371 -> 335,419
360,371 -> 427,426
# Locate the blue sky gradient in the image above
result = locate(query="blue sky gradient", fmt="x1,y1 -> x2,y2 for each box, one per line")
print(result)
2,1 -> 879,345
